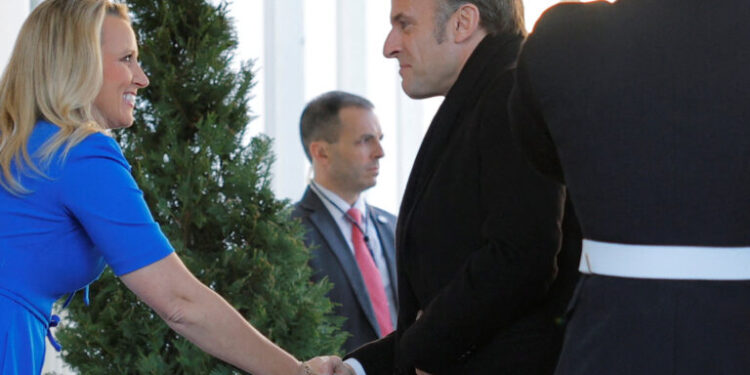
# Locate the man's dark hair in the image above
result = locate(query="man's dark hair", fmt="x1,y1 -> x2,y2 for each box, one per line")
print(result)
299,91 -> 374,162
434,0 -> 526,42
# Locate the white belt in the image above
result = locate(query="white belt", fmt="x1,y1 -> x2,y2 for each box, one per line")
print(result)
580,239 -> 750,280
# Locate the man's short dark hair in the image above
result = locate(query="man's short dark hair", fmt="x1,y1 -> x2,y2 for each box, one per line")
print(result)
434,0 -> 526,42
300,91 -> 374,162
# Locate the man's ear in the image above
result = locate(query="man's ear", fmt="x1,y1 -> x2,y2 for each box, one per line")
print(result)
452,3 -> 481,43
309,141 -> 329,165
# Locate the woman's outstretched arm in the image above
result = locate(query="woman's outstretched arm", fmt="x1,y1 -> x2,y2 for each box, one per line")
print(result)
120,253 -> 340,375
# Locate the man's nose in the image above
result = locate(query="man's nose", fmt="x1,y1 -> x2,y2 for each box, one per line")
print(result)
383,28 -> 400,59
373,139 -> 385,159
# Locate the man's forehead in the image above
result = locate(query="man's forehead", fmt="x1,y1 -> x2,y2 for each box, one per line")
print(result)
340,107 -> 377,123
339,108 -> 381,132
390,0 -> 431,18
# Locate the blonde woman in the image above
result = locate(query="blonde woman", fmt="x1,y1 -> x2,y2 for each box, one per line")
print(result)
0,1 -> 342,374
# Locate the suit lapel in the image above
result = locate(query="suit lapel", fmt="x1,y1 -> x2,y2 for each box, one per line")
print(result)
368,206 -> 398,310
301,188 -> 381,335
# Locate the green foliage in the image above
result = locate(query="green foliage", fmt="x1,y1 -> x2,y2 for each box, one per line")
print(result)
56,0 -> 347,373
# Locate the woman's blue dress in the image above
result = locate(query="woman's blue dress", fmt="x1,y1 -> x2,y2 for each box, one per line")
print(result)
0,121 -> 174,374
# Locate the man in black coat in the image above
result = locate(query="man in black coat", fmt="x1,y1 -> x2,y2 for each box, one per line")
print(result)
509,1 -> 750,374
292,91 -> 398,353
336,0 -> 581,374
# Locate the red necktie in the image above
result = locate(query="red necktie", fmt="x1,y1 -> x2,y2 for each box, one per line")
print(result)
347,207 -> 394,337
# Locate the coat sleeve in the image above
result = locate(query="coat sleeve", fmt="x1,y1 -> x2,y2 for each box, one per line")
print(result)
397,71 -> 566,373
344,331 -> 397,375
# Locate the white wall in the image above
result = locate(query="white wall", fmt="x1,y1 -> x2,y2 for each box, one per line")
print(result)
0,1 -> 29,69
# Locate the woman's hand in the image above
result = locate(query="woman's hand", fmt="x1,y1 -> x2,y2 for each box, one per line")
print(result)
301,356 -> 354,375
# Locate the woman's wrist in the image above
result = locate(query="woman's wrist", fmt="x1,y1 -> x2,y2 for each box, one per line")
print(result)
296,361 -> 313,375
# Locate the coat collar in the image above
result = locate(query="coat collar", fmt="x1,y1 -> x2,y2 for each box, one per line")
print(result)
396,32 -> 523,246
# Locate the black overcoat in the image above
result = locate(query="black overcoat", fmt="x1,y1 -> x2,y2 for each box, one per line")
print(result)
348,32 -> 581,375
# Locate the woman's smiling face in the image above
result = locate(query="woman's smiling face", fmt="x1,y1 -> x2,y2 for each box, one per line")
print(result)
93,15 -> 149,129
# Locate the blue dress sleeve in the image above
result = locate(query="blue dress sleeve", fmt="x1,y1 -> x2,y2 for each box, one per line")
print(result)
57,133 -> 174,276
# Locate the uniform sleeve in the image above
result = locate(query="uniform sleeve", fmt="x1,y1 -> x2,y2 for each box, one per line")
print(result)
508,3 -> 586,184
508,41 -> 565,183
58,134 -> 174,276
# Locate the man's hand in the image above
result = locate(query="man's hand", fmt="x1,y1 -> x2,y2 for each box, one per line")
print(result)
335,362 -> 357,375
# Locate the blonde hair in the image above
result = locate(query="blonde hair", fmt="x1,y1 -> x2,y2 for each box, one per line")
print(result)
0,0 -> 130,193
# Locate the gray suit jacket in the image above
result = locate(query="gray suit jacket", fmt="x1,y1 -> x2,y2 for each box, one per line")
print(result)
292,186 -> 398,352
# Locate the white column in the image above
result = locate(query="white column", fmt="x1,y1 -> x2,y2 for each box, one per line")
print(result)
263,0 -> 307,201
336,0 -> 367,94
395,91 -> 427,201
0,1 -> 29,71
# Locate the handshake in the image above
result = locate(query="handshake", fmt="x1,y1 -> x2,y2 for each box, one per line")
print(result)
301,356 -> 432,375
300,356 -> 354,375
300,310 -> 432,375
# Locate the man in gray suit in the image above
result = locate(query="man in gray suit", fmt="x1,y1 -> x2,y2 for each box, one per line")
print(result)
292,91 -> 398,353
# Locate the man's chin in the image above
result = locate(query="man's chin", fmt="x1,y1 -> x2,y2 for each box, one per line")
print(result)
359,181 -> 377,192
402,83 -> 439,100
